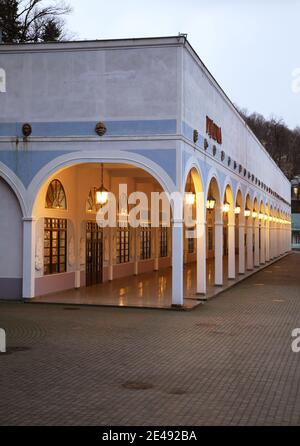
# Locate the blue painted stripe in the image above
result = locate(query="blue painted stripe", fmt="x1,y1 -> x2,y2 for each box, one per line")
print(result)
0,119 -> 177,137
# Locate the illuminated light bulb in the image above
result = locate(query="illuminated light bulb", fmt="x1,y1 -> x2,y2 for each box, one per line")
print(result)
185,192 -> 195,206
222,202 -> 230,213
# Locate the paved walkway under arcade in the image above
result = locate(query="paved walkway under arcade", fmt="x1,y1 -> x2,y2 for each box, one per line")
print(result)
31,254 -> 289,309
1,252 -> 300,426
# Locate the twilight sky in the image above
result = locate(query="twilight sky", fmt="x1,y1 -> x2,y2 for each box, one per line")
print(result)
65,0 -> 300,129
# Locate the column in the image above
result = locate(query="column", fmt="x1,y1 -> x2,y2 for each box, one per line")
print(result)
260,220 -> 266,264
228,221 -> 235,279
239,217 -> 245,274
22,217 -> 36,299
246,217 -> 253,270
196,194 -> 206,295
215,220 -> 223,285
254,220 -> 260,266
196,221 -> 206,294
273,222 -> 278,258
172,219 -> 183,306
265,219 -> 270,262
269,220 -> 274,259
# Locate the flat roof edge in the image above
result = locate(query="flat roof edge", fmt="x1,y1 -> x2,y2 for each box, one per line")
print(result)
0,35 -> 186,51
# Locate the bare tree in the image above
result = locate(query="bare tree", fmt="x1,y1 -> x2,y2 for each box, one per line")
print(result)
0,0 -> 72,42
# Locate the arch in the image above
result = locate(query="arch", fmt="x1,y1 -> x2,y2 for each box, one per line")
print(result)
259,199 -> 265,214
221,176 -> 234,206
235,188 -> 244,209
28,150 -> 177,216
0,161 -> 28,217
253,197 -> 259,212
0,176 -> 23,299
234,184 -> 245,210
206,175 -> 221,207
183,158 -> 204,193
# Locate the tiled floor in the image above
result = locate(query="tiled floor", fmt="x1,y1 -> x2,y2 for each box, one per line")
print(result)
1,252 -> 300,426
31,254 -> 289,309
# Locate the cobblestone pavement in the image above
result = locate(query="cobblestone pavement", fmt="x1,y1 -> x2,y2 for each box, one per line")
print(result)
1,253 -> 300,426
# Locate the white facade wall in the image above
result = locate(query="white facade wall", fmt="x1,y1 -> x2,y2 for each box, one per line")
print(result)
182,46 -> 290,203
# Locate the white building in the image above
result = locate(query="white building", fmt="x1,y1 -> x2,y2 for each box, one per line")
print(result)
0,36 -> 291,307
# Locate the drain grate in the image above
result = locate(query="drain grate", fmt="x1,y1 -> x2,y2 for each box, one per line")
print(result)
122,381 -> 153,390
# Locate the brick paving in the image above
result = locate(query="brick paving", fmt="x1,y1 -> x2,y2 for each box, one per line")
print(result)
1,252 -> 300,426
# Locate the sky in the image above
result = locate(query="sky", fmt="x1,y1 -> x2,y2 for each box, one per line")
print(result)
65,0 -> 300,129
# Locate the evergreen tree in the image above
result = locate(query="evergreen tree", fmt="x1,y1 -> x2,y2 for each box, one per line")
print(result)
0,0 -> 71,43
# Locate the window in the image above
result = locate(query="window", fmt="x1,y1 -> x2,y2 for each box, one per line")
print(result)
160,226 -> 168,257
188,237 -> 194,254
44,218 -> 67,275
117,225 -> 130,263
140,225 -> 151,260
46,179 -> 67,209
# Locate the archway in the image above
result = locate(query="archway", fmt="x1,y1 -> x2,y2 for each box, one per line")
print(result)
183,165 -> 206,294
206,176 -> 222,286
245,193 -> 253,270
235,189 -> 245,274
253,197 -> 259,267
26,160 -> 183,307
222,183 -> 235,280
258,201 -> 266,264
0,177 -> 23,299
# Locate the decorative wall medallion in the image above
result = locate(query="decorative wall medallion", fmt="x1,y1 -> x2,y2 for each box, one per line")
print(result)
193,129 -> 199,143
204,138 -> 208,150
221,150 -> 225,161
22,123 -> 32,137
95,122 -> 107,136
212,145 -> 217,156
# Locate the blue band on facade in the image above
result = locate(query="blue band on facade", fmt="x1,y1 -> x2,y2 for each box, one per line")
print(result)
0,119 -> 177,137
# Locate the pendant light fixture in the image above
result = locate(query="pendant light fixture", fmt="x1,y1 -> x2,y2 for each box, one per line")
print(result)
206,196 -> 216,210
95,163 -> 109,206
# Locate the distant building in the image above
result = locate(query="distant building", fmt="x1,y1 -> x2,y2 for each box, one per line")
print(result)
291,177 -> 300,249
